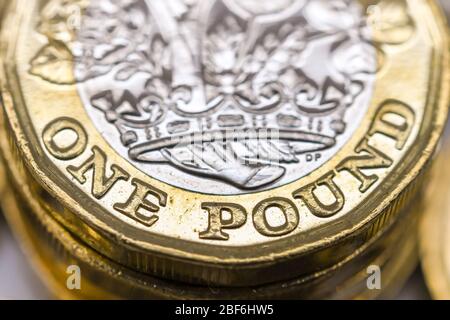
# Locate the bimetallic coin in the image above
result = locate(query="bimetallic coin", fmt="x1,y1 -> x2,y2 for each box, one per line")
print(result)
0,0 -> 448,286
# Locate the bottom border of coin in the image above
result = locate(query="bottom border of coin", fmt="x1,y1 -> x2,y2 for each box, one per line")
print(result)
0,80 -> 433,288
0,179 -> 419,299
0,98 -> 428,293
0,135 -> 421,299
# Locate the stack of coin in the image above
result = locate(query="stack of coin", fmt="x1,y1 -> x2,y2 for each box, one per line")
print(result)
420,145 -> 450,300
0,0 -> 448,299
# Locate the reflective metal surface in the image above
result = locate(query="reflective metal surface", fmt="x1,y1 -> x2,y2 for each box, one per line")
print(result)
67,0 -> 376,194
0,0 -> 448,299
0,216 -> 51,299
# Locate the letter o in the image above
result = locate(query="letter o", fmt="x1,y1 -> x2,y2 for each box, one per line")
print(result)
253,198 -> 299,237
43,117 -> 87,160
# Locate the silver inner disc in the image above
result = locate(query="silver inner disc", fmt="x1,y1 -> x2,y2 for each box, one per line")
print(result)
75,0 -> 376,195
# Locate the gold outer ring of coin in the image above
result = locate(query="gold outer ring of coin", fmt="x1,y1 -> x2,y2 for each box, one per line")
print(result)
420,142 -> 450,300
0,0 -> 448,287
0,119 -> 421,299
1,159 -> 421,299
0,107 -> 429,289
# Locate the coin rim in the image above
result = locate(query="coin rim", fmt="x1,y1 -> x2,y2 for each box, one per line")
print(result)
0,0 -> 448,267
0,149 -> 421,299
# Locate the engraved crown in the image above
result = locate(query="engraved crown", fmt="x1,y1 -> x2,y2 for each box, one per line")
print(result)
84,0 -> 373,164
